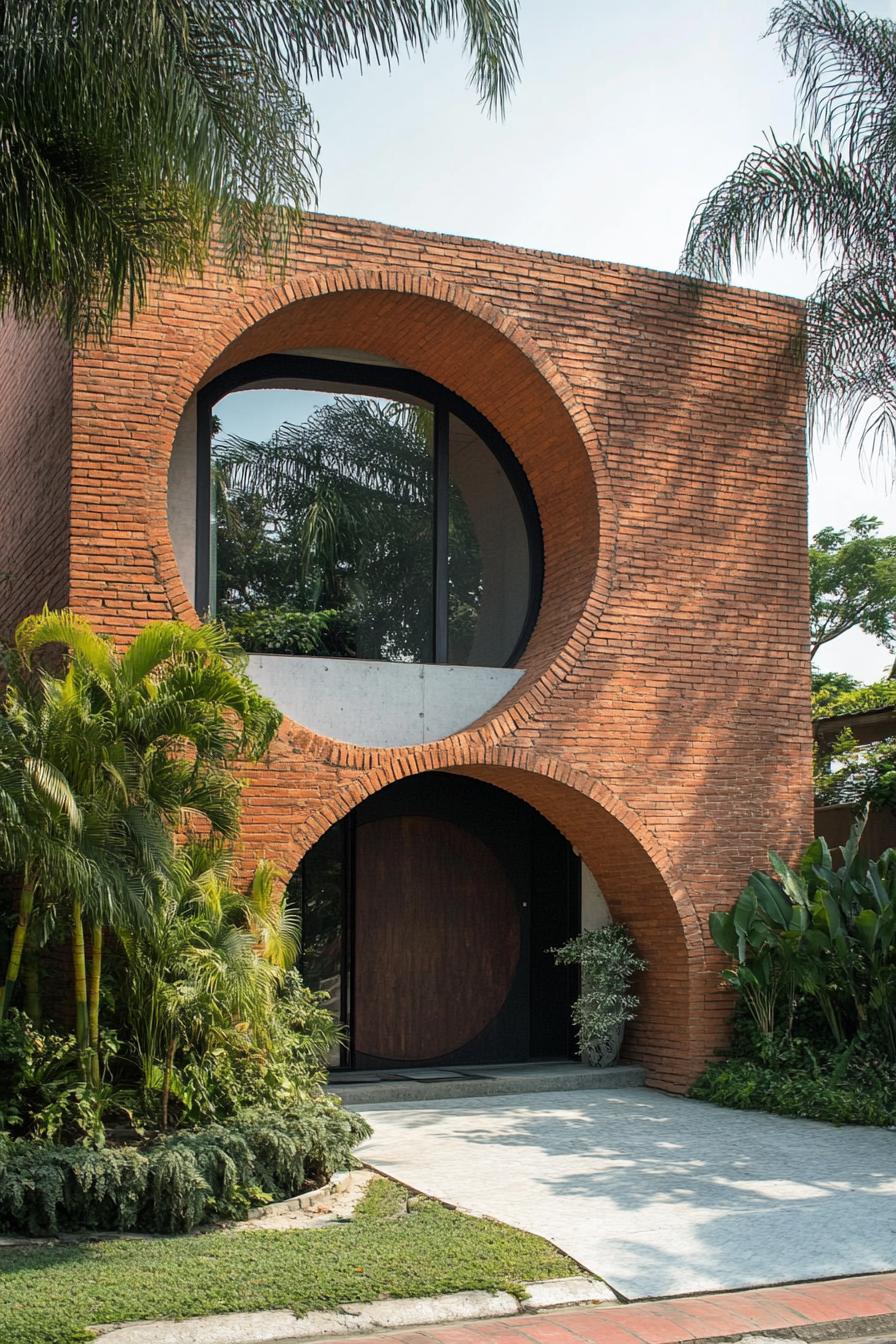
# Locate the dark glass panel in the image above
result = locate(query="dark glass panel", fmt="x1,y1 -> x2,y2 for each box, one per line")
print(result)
447,414 -> 531,666
290,819 -> 346,1065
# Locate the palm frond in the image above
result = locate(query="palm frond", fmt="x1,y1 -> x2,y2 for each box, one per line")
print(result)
21,756 -> 82,832
276,0 -> 520,115
15,608 -> 115,681
680,135 -> 887,282
0,0 -> 520,340
246,859 -> 299,969
680,0 -> 896,460
771,0 -> 896,157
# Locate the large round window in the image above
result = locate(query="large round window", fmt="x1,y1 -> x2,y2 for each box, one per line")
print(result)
195,354 -> 542,668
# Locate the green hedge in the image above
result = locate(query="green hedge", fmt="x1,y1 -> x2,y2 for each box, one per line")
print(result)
691,1051 -> 896,1127
0,1102 -> 370,1236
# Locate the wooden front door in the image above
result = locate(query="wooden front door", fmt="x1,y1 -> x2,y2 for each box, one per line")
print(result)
351,775 -> 530,1068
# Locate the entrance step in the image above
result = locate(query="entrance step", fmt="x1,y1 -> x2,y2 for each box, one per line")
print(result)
327,1060 -> 646,1104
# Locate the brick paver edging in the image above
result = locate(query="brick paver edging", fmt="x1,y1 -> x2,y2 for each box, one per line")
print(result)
329,1274 -> 896,1344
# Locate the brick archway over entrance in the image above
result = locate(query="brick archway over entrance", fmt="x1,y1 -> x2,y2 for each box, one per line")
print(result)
241,748 -> 711,1092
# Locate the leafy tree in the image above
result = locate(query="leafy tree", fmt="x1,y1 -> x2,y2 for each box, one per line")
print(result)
680,0 -> 896,454
812,671 -> 896,718
811,669 -> 860,701
810,515 -> 896,658
811,668 -> 896,808
814,726 -> 896,808
1,1 -> 520,342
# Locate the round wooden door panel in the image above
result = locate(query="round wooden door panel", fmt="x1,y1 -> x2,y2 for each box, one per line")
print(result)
352,814 -> 521,1063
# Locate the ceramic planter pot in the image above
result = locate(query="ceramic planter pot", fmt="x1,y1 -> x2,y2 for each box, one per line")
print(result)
584,1021 -> 624,1068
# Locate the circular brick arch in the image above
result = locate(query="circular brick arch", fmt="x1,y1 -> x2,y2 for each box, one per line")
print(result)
255,748 -> 706,1089
156,267 -> 617,743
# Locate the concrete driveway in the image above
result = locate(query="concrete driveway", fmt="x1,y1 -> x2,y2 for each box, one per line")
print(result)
356,1087 -> 896,1300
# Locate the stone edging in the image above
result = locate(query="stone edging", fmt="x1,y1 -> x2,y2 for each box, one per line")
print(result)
244,1170 -> 353,1221
92,1277 -> 617,1343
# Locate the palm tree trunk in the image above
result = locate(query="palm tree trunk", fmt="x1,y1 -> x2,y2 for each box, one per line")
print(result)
161,1038 -> 176,1130
0,881 -> 34,1020
71,897 -> 95,1084
22,944 -> 41,1025
88,924 -> 103,1084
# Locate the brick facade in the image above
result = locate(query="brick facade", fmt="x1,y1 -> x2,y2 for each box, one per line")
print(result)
0,214 -> 812,1090
0,321 -> 72,631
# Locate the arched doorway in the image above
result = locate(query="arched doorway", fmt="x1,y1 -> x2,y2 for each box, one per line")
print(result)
290,772 -> 584,1070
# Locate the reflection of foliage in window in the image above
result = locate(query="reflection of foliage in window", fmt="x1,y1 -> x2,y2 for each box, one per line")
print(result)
213,395 -> 480,662
288,822 -> 345,1000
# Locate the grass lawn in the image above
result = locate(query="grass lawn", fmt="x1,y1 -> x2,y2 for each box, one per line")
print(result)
0,1178 -> 578,1344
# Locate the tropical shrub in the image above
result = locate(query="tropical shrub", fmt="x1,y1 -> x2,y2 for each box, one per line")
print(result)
698,813 -> 896,1124
692,1045 -> 896,1127
0,1102 -> 371,1236
553,925 -> 646,1065
692,1000 -> 896,1126
115,841 -> 305,1128
0,610 -> 355,1172
708,812 -> 896,1058
0,1011 -> 133,1145
183,972 -> 342,1119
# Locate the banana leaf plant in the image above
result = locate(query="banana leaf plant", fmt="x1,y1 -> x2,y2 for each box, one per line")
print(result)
710,808 -> 896,1058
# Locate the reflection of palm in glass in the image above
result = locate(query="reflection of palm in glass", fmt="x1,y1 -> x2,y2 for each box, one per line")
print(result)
213,395 -> 481,662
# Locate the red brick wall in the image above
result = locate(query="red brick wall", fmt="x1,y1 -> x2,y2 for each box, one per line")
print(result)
0,320 -> 72,638
4,215 -> 812,1090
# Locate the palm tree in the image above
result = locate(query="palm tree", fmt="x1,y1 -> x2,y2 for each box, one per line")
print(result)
3,642 -> 152,1072
3,610 -> 282,1083
1,1 -> 520,343
680,0 -> 896,456
0,710 -> 86,1020
118,840 -> 298,1127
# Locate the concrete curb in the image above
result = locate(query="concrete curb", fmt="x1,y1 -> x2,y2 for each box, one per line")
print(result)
92,1276 -> 616,1343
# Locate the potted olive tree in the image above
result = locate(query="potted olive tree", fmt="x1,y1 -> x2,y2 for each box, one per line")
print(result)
553,924 -> 646,1067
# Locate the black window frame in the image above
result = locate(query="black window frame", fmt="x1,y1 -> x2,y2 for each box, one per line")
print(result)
195,353 -> 543,669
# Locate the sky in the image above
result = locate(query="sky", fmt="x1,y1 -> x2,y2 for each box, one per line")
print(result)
291,0 -> 896,683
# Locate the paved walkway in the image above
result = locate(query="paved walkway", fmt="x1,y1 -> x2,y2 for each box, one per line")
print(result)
293,1273 -> 896,1344
356,1088 -> 896,1300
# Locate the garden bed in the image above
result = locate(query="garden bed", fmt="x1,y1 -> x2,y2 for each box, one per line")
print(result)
691,1039 -> 896,1127
0,1104 -> 370,1237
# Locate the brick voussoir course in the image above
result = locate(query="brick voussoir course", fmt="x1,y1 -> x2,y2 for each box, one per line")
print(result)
0,212 -> 811,1088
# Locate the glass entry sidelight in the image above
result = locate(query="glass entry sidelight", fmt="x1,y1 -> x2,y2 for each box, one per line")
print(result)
291,818 -> 348,1069
289,774 -> 580,1070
